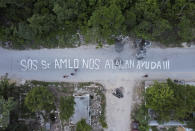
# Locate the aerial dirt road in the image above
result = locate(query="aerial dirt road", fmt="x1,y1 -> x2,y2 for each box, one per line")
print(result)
0,44 -> 195,131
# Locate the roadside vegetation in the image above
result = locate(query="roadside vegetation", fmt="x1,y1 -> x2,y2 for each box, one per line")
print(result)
98,90 -> 108,128
76,119 -> 92,131
0,96 -> 16,129
151,126 -> 176,131
25,86 -> 55,113
59,96 -> 75,121
132,104 -> 150,131
0,78 -> 107,130
132,79 -> 195,131
145,79 -> 195,123
0,0 -> 194,49
0,78 -> 31,130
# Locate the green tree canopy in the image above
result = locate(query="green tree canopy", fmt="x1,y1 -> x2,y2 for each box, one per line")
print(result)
133,105 -> 149,131
124,10 -> 136,31
59,96 -> 75,121
0,97 -> 16,129
145,79 -> 195,122
177,17 -> 194,42
88,4 -> 125,42
28,14 -> 57,37
145,81 -> 175,121
24,86 -> 55,112
0,78 -> 15,100
0,0 -> 194,48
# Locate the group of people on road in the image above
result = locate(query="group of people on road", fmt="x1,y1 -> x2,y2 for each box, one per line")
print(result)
63,69 -> 78,78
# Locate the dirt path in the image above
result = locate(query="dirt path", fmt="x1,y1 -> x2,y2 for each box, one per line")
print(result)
103,77 -> 138,131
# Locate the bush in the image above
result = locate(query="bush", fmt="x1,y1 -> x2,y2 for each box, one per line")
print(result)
76,119 -> 92,131
132,104 -> 149,131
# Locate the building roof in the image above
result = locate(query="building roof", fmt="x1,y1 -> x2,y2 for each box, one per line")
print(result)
70,94 -> 91,125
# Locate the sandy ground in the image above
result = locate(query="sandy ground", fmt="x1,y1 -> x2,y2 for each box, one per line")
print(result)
103,74 -> 140,131
0,43 -> 195,131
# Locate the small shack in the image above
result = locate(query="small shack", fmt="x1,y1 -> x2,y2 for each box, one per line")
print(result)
70,94 -> 91,125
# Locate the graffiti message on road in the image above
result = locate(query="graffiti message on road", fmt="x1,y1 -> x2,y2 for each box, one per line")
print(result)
19,58 -> 170,71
